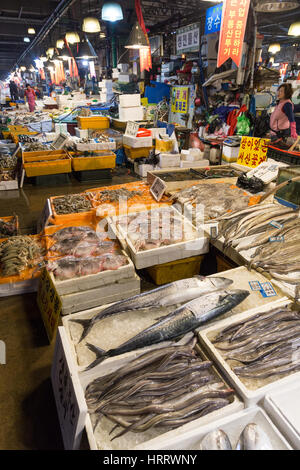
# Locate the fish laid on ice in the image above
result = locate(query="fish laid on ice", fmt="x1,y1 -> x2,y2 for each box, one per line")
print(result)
236,423 -> 273,450
84,289 -> 249,370
199,429 -> 232,450
73,276 -> 234,342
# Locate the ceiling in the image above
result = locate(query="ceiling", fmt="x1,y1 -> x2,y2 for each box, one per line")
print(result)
0,0 -> 299,79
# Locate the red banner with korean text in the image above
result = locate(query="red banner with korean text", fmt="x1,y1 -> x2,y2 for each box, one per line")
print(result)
217,0 -> 250,68
135,0 -> 152,72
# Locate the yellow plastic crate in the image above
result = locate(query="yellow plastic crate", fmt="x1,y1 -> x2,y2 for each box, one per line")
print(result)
8,125 -> 29,133
124,144 -> 153,160
71,152 -> 116,171
77,116 -> 110,130
11,131 -> 38,144
146,255 -> 204,285
22,149 -> 66,159
1,131 -> 11,139
23,152 -> 71,177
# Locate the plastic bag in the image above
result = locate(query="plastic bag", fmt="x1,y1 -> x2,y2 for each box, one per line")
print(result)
236,114 -> 250,136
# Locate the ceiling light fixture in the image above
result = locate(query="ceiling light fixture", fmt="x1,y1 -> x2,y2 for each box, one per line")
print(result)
46,47 -> 55,58
24,37 -> 30,43
288,21 -> 300,36
255,0 -> 298,11
58,46 -> 72,60
56,39 -> 65,49
125,21 -> 148,49
28,28 -> 35,35
101,2 -> 123,22
268,43 -> 281,54
76,37 -> 97,58
65,31 -> 80,44
82,17 -> 101,33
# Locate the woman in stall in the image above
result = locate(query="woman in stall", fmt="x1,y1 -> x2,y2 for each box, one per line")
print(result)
24,83 -> 36,113
270,83 -> 297,143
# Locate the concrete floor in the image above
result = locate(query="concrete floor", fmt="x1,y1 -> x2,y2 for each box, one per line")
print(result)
0,170 -> 137,450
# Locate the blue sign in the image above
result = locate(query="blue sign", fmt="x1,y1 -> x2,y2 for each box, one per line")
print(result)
204,4 -> 223,35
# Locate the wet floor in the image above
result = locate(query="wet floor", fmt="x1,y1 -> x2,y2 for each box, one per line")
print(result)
0,169 -> 137,450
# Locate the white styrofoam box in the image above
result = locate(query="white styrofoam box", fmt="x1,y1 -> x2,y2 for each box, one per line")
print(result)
161,62 -> 174,72
222,144 -> 240,163
107,207 -> 209,270
150,128 -> 167,139
84,346 -> 243,450
0,278 -> 38,297
180,160 -> 210,168
119,94 -> 141,108
50,251 -> 135,296
76,142 -> 97,151
118,73 -> 130,83
0,177 -> 18,191
27,120 -> 53,133
118,63 -> 129,73
136,407 -> 292,450
100,93 -> 113,102
95,141 -> 116,151
75,128 -> 88,139
123,135 -> 152,148
199,299 -> 300,407
264,383 -> 300,449
119,105 -> 144,122
60,274 -> 141,316
55,123 -> 68,134
158,153 -> 181,168
112,71 -> 119,79
134,162 -> 155,178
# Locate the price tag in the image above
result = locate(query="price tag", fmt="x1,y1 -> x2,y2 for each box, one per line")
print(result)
269,221 -> 284,230
37,199 -> 52,233
51,327 -> 87,450
37,268 -> 62,343
269,236 -> 285,243
125,121 -> 140,137
210,226 -> 218,239
249,280 -> 262,291
260,282 -> 277,298
150,177 -> 167,202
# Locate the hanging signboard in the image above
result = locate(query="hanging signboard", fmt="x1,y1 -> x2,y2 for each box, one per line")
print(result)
237,136 -> 270,168
37,268 -> 62,343
176,23 -> 200,55
205,4 -> 223,35
217,0 -> 251,68
171,86 -> 189,114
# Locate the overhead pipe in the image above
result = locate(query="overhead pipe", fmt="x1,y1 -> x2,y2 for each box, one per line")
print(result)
13,0 -> 77,69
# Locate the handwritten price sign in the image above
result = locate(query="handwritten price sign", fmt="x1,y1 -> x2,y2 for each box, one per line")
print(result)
237,136 -> 270,168
37,268 -> 62,343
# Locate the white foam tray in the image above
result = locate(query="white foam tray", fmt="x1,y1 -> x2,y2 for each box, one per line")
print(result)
199,299 -> 300,407
107,207 -> 209,270
136,406 -> 292,450
50,250 -> 135,296
60,273 -> 140,316
263,383 -> 300,449
0,177 -> 18,191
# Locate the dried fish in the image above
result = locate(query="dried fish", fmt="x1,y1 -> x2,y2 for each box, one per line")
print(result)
0,235 -> 42,276
53,194 -> 92,214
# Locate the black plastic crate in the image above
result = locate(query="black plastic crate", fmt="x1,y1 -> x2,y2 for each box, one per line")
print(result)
73,169 -> 112,182
267,144 -> 300,165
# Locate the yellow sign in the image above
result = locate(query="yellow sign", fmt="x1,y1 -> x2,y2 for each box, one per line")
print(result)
237,137 -> 270,168
37,268 -> 62,343
171,86 -> 189,114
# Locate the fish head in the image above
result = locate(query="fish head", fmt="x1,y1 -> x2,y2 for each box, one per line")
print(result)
208,277 -> 233,290
224,289 -> 249,307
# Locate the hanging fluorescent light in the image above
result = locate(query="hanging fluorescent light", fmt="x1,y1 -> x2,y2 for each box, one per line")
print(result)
268,43 -> 281,54
101,2 -> 123,22
46,47 -> 55,58
269,57 -> 274,64
20,66 -> 26,71
82,17 -> 101,33
125,21 -> 148,49
39,56 -> 47,62
288,21 -> 300,36
255,0 -> 298,11
24,37 -> 30,43
56,39 -> 65,49
76,37 -> 97,59
65,31 -> 80,44
28,28 -> 35,35
99,32 -> 106,38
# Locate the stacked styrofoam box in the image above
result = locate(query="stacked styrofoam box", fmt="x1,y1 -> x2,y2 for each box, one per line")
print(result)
54,123 -> 68,134
123,135 -> 152,148
150,128 -> 167,139
158,153 -> 181,168
119,94 -> 140,107
118,94 -> 143,122
99,79 -> 114,102
180,160 -> 210,168
75,128 -> 89,139
118,73 -> 130,83
118,63 -> 129,73
134,162 -> 155,178
222,144 -> 240,164
112,68 -> 119,79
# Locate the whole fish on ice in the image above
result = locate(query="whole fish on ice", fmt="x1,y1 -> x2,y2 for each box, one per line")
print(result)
73,275 -> 234,342
236,423 -> 273,450
84,288 -> 249,370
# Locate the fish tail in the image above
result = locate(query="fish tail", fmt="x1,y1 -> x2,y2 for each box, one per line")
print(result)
84,343 -> 108,370
71,318 -> 93,342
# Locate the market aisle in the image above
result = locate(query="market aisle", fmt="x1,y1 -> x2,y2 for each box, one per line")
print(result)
0,171 -> 136,450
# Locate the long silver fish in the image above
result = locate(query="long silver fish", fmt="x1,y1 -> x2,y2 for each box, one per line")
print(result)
236,423 -> 273,450
84,289 -> 249,370
199,429 -> 232,450
73,275 -> 233,342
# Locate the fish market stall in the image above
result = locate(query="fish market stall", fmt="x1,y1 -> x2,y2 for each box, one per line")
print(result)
48,193 -> 95,226
0,215 -> 18,238
199,299 -> 300,407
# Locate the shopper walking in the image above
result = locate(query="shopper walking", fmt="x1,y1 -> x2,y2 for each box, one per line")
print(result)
24,84 -> 36,112
9,80 -> 18,101
270,83 -> 297,143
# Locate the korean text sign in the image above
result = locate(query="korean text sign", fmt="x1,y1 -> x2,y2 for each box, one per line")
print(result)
205,4 -> 223,35
176,23 -> 200,54
237,136 -> 270,168
171,87 -> 189,114
217,0 -> 250,68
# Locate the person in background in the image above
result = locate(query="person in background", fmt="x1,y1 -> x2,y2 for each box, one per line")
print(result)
270,83 -> 297,143
24,83 -> 36,112
34,87 -> 42,99
9,80 -> 18,101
